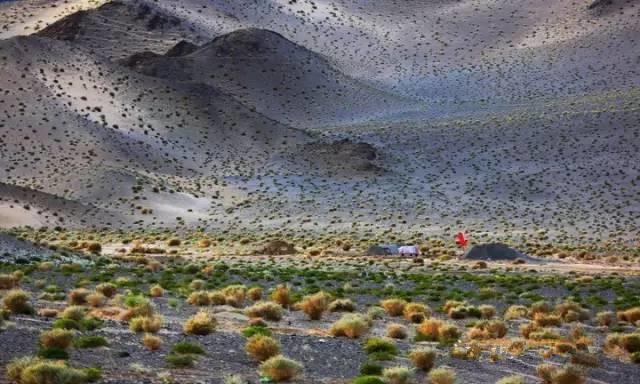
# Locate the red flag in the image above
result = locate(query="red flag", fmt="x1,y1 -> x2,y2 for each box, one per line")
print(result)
455,232 -> 468,249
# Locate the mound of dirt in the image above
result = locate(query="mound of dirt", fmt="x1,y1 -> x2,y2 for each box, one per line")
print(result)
166,40 -> 199,57
464,243 -> 541,263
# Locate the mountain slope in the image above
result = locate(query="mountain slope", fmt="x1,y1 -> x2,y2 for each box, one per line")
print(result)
122,28 -> 415,128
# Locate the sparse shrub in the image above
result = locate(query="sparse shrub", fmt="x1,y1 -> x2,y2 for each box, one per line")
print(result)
183,311 -> 216,335
245,335 -> 281,361
40,329 -> 74,349
149,285 -> 164,297
403,302 -> 431,323
329,299 -> 355,312
189,279 -> 206,291
596,311 -> 616,327
248,287 -> 263,301
68,288 -> 90,305
479,304 -> 496,319
7,358 -> 88,384
187,291 -> 211,306
605,333 -> 640,353
360,362 -> 383,375
270,285 -> 293,307
364,337 -> 397,359
382,366 -> 412,384
209,291 -> 227,305
519,322 -> 539,339
330,314 -> 369,338
129,315 -> 162,333
631,352 -> 640,364
386,323 -> 408,339
59,306 -> 85,322
428,367 -> 456,384
85,293 -> 106,308
380,299 -> 407,316
74,336 -> 107,349
4,289 -> 33,314
245,301 -> 283,321
409,348 -> 436,371
554,342 -> 576,355
555,301 -> 589,322
222,285 -> 247,307
95,283 -> 117,298
259,355 -> 303,382
242,325 -> 272,338
570,350 -> 598,367
172,341 -> 205,355
468,320 -> 507,340
366,306 -> 385,320
496,376 -> 524,384
143,334 -> 162,351
504,305 -> 528,320
416,319 -> 459,344
167,238 -> 181,247
0,273 -> 18,289
299,291 -> 331,320
166,353 -> 197,368
551,364 -> 585,384
617,307 -> 640,324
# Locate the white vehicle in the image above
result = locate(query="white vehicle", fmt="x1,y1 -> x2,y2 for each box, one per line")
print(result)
398,245 -> 420,257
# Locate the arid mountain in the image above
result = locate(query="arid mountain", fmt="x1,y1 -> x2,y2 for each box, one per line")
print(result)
0,0 -> 637,243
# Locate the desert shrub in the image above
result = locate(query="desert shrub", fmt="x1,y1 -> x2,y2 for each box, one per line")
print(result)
245,335 -> 281,361
386,323 -> 408,339
270,285 -> 293,307
187,291 -> 211,306
416,319 -> 460,344
248,287 -> 263,301
166,353 -> 197,368
167,238 -> 181,247
68,288 -> 90,305
605,333 -> 640,353
529,301 -> 552,316
85,293 -> 106,308
529,329 -> 561,341
129,315 -> 162,333
447,305 -> 481,319
366,306 -> 385,320
245,301 -> 283,321
208,291 -> 227,305
364,337 -> 397,358
37,347 -> 69,360
3,289 -> 33,314
596,311 -> 616,327
479,304 -> 496,319
617,307 -> 640,324
467,320 -> 507,340
631,352 -> 640,364
0,273 -> 18,289
189,280 -> 206,291
183,311 -> 216,335
172,341 -> 205,355
534,313 -> 562,327
504,305 -> 528,320
551,364 -> 585,384
409,348 -> 436,371
555,301 -> 589,322
74,336 -> 107,349
7,358 -> 89,384
519,322 -> 539,339
222,285 -> 247,307
570,350 -> 598,367
330,314 -> 369,338
507,339 -> 526,355
360,362 -> 383,375
380,299 -> 407,316
142,334 -> 162,351
95,283 -> 117,298
329,299 -> 355,312
403,302 -> 431,323
59,306 -> 85,322
40,329 -> 74,349
259,355 -> 303,382
496,376 -> 524,384
242,325 -> 272,338
149,285 -> 164,298
428,367 -> 456,384
299,291 -> 331,320
382,366 -> 412,384
554,342 -> 576,355
352,376 -> 384,384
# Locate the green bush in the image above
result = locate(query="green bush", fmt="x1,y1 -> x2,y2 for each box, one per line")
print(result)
352,376 -> 385,384
171,342 -> 205,355
74,336 -> 108,349
166,353 -> 198,368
